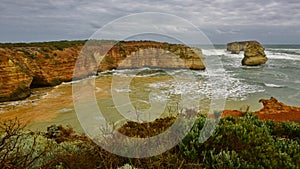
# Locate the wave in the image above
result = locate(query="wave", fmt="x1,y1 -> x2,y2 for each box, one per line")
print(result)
264,50 -> 300,61
202,48 -> 300,61
202,49 -> 245,59
202,49 -> 230,56
264,83 -> 286,88
266,48 -> 300,55
148,75 -> 265,101
114,88 -> 132,93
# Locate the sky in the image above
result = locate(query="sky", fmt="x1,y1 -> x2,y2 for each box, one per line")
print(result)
0,0 -> 300,44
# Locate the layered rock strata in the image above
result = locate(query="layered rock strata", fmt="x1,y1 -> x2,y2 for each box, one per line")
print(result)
227,41 -> 251,54
0,41 -> 205,102
227,41 -> 267,66
242,41 -> 268,66
222,97 -> 300,123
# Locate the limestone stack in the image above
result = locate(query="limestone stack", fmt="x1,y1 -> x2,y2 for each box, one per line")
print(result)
227,41 -> 268,66
242,41 -> 268,66
227,41 -> 250,54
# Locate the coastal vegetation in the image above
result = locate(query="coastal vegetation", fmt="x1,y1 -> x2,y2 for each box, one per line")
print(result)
0,112 -> 299,168
0,40 -> 87,50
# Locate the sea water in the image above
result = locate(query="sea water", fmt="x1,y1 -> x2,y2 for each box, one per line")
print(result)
1,45 -> 299,132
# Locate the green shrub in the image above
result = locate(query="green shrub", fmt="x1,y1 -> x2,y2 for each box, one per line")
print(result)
0,119 -> 52,168
1,113 -> 299,169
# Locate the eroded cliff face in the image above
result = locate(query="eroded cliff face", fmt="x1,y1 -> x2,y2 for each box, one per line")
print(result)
98,41 -> 205,71
0,41 -> 205,102
256,97 -> 300,122
0,52 -> 32,101
222,97 -> 300,123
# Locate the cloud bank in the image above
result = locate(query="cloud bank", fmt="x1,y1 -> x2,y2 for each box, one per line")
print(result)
0,0 -> 299,44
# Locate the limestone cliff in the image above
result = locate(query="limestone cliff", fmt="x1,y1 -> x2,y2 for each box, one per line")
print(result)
98,41 -> 205,71
0,40 -> 205,102
0,52 -> 32,101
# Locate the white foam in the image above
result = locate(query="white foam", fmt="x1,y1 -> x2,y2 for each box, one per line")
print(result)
203,48 -> 300,61
114,88 -> 132,93
267,48 -> 300,54
202,49 -> 245,58
148,74 -> 265,101
265,51 -> 300,61
264,83 -> 286,88
202,49 -> 228,56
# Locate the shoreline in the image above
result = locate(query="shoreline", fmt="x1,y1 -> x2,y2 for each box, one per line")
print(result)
1,92 -> 299,133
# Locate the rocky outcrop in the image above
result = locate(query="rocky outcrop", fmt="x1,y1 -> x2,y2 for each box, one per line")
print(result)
227,40 -> 268,66
242,41 -> 267,66
0,54 -> 32,101
227,41 -> 251,54
0,40 -> 205,102
222,97 -> 300,123
255,97 -> 300,122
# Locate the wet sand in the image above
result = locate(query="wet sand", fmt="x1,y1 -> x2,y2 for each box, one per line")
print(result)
0,75 -> 279,132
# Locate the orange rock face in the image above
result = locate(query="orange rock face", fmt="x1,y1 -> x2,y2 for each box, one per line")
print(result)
0,53 -> 33,101
222,110 -> 244,118
98,41 -> 205,71
0,41 -> 205,102
222,97 -> 300,123
255,97 -> 300,122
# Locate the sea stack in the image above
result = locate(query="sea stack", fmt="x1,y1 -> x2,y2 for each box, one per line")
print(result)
242,41 -> 268,66
227,41 -> 250,54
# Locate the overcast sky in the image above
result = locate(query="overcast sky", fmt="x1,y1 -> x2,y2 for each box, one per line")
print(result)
1,0 -> 300,44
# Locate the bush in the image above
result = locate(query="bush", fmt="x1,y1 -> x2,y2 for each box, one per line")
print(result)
0,119 -> 50,168
1,114 -> 299,169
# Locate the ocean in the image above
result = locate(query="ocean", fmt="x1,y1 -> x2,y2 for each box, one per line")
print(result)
0,44 -> 299,131
205,44 -> 300,108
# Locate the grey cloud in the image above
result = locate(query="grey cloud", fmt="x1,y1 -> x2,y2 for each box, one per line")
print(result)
0,0 -> 299,43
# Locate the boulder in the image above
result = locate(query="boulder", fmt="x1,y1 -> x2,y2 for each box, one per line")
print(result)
242,41 -> 267,66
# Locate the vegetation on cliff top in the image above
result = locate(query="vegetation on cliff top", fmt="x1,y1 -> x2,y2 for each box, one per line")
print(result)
0,40 -> 87,50
0,40 -> 184,50
0,112 -> 299,169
